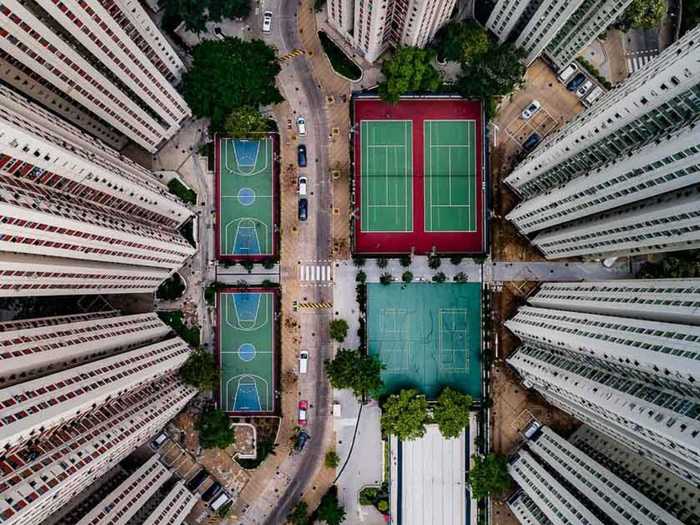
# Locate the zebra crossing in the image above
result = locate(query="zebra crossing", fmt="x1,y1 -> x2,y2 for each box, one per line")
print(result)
299,261 -> 334,286
625,49 -> 658,74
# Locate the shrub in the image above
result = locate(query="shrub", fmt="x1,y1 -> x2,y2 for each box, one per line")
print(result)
180,348 -> 218,391
197,408 -> 234,449
359,487 -> 378,505
377,499 -> 389,513
325,449 -> 341,468
576,57 -> 612,89
156,273 -> 186,300
399,254 -> 412,267
158,311 -> 200,347
432,272 -> 446,283
380,272 -> 392,285
262,258 -> 277,269
167,178 -> 197,205
329,319 -> 349,342
450,255 -> 463,265
241,260 -> 254,273
353,256 -> 366,267
428,255 -> 441,269
356,270 -> 367,283
318,32 -> 362,80
454,272 -> 468,282
376,257 -> 389,268
402,271 -> 413,283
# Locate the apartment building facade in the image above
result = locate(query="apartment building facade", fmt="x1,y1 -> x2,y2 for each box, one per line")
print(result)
507,424 -> 690,525
327,0 -> 456,62
506,280 -> 700,486
487,0 -> 633,67
0,0 -> 190,152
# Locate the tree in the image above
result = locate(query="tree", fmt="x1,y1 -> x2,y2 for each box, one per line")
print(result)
180,348 -> 219,391
156,272 -> 186,300
287,501 -> 309,525
317,486 -> 346,525
428,255 -> 441,269
454,272 -> 468,283
402,271 -> 413,283
432,272 -> 446,283
325,449 -> 340,468
450,256 -> 463,265
433,387 -> 473,439
456,43 -> 525,99
376,257 -> 389,268
224,106 -> 269,138
159,0 -> 251,34
379,272 -> 393,285
381,389 -> 429,440
399,254 -> 412,267
435,21 -> 489,63
329,319 -> 349,342
353,256 -> 366,267
325,348 -> 383,399
183,38 -> 282,130
356,270 -> 367,283
197,408 -> 234,449
469,454 -> 511,500
209,0 -> 251,21
622,0 -> 667,29
378,47 -> 442,103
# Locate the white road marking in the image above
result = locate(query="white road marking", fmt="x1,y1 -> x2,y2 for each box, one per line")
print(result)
298,262 -> 334,282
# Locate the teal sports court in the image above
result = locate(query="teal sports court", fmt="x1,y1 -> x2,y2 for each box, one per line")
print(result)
217,289 -> 277,414
216,135 -> 278,260
367,283 -> 482,399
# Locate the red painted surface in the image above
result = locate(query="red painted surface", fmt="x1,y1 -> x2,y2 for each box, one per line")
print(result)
214,134 -> 280,263
353,97 -> 485,255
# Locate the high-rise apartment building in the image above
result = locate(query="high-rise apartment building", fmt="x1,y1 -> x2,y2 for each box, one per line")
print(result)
327,0 -> 457,63
0,310 -> 196,525
0,85 -> 194,296
504,27 -> 700,259
487,0 -> 633,67
506,280 -> 700,486
0,0 -> 190,152
507,423 -> 692,525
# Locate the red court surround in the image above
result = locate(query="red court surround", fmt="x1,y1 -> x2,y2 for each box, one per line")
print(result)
353,97 -> 485,255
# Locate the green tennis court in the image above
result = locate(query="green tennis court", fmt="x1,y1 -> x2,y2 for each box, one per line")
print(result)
360,120 -> 413,232
219,137 -> 274,256
424,120 -> 477,232
367,283 -> 481,399
219,291 -> 275,413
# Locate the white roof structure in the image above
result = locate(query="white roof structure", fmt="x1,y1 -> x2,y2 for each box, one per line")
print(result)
400,424 -> 467,525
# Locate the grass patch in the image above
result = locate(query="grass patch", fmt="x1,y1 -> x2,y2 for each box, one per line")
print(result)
158,311 -> 200,347
168,178 -> 197,205
318,32 -> 362,80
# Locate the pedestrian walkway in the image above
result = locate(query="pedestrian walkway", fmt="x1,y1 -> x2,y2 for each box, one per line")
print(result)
625,48 -> 658,73
298,260 -> 334,286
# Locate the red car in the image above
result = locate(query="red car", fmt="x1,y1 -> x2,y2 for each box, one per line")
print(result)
298,400 -> 308,426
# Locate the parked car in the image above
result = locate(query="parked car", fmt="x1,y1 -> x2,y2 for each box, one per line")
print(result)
202,481 -> 222,502
185,469 -> 207,491
296,116 -> 306,136
262,11 -> 272,32
566,73 -> 586,91
297,145 -> 307,167
576,80 -> 593,98
522,133 -> 541,152
298,176 -> 308,196
149,432 -> 167,450
299,351 -> 309,374
294,430 -> 311,452
298,198 -> 308,221
557,64 -> 578,83
298,400 -> 308,426
521,100 -> 541,120
585,86 -> 604,105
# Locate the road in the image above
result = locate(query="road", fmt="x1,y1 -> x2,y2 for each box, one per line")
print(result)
623,25 -> 660,73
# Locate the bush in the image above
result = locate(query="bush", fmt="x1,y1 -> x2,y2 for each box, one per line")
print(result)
261,279 -> 276,288
576,58 -> 612,89
402,271 -> 413,283
356,271 -> 367,283
288,501 -> 309,525
432,272 -> 446,283
180,348 -> 218,391
329,319 -> 349,342
359,487 -> 378,505
454,272 -> 468,283
262,258 -> 277,269
379,272 -> 393,285
356,284 -> 367,312
377,500 -> 389,513
450,256 -> 463,265
399,254 -> 412,267
428,255 -> 441,269
156,273 -> 186,300
317,486 -> 346,525
167,178 -> 197,205
197,408 -> 234,449
318,32 -> 362,80
241,260 -> 254,273
325,449 -> 341,468
158,311 -> 200,347
376,257 -> 389,268
353,256 -> 366,267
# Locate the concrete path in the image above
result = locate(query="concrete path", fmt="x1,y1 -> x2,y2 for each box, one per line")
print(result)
485,259 -> 633,282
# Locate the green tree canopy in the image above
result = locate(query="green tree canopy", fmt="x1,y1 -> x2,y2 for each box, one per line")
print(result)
317,487 -> 346,525
224,106 -> 270,138
179,348 -> 219,391
622,0 -> 667,29
325,349 -> 383,400
456,43 -> 525,99
183,38 -> 282,130
325,449 -> 341,468
197,408 -> 235,449
381,389 -> 430,440
433,387 -> 473,439
159,0 -> 251,34
329,319 -> 349,342
435,21 -> 490,63
469,454 -> 511,500
378,47 -> 442,103
287,501 -> 309,525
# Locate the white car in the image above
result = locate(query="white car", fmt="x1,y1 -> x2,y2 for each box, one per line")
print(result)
296,116 -> 306,136
298,176 -> 308,196
299,351 -> 309,374
262,11 -> 272,33
521,100 -> 541,120
557,64 -> 578,83
576,80 -> 593,98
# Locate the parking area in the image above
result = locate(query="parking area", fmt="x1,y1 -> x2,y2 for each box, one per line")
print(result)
502,105 -> 559,152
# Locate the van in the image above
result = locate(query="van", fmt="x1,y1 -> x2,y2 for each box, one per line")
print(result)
149,432 -> 167,450
585,86 -> 603,105
557,64 -> 577,83
202,481 -> 222,502
299,351 -> 309,374
185,469 -> 207,491
210,491 -> 232,511
298,176 -> 308,196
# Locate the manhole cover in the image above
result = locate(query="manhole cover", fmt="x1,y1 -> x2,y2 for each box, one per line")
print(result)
327,96 -> 335,104
332,170 -> 340,179
332,127 -> 340,136
333,208 -> 339,215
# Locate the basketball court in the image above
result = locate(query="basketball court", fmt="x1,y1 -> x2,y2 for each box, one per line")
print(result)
217,289 -> 276,414
216,135 -> 278,261
367,283 -> 481,399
